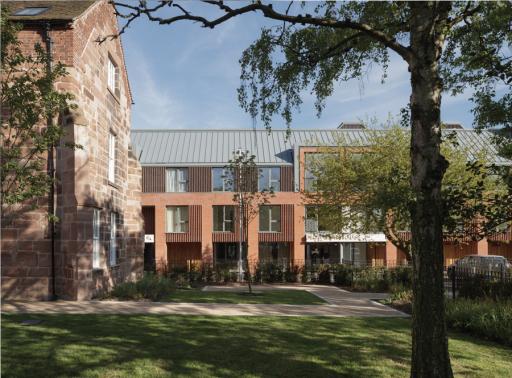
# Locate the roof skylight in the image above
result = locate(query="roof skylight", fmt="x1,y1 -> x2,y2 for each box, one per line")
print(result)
13,7 -> 50,16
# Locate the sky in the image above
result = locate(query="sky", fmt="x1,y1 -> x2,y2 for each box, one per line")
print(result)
121,2 -> 477,131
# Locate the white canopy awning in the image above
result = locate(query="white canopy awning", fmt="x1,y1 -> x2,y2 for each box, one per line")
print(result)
306,232 -> 387,243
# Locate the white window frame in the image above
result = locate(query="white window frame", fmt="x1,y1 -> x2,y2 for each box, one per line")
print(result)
108,132 -> 116,183
260,205 -> 281,232
166,206 -> 189,233
166,168 -> 188,192
107,56 -> 119,94
109,212 -> 117,266
92,209 -> 101,269
258,167 -> 281,192
213,206 -> 234,232
212,168 -> 234,192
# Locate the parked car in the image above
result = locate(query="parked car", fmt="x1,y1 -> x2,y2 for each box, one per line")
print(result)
447,255 -> 511,279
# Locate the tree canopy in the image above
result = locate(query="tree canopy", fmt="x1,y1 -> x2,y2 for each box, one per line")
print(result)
305,124 -> 512,259
0,11 -> 76,209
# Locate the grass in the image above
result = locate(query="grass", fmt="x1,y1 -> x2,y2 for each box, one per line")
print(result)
162,288 -> 326,305
2,315 -> 511,377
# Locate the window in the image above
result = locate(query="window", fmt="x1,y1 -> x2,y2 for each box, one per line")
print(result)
212,168 -> 234,192
166,206 -> 189,233
166,168 -> 188,192
108,132 -> 116,183
305,206 -> 329,232
107,57 -> 119,95
258,167 -> 280,192
214,243 -> 244,264
93,209 -> 101,269
259,205 -> 281,232
213,206 -> 235,232
259,243 -> 290,262
109,212 -> 117,266
304,154 -> 317,192
13,7 -> 49,16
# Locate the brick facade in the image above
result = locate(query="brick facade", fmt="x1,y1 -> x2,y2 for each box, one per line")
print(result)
136,142 -> 511,271
1,1 -> 143,300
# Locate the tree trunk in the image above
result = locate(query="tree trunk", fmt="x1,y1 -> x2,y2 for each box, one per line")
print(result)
409,3 -> 453,378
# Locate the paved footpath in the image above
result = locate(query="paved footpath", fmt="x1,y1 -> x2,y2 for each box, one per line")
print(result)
2,284 -> 407,317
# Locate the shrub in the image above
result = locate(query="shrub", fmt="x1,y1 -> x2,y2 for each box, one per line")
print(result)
110,273 -> 175,301
457,275 -> 512,300
446,298 -> 512,346
285,265 -> 301,283
333,264 -> 354,286
255,262 -> 285,283
109,281 -> 138,300
388,284 -> 413,303
352,267 -> 389,292
389,266 -> 413,287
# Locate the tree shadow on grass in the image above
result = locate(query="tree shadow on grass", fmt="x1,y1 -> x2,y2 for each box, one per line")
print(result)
3,315 -> 509,377
1,315 -> 414,377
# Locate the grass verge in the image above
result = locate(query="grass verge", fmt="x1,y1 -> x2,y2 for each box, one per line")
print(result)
2,315 -> 511,378
162,288 -> 326,304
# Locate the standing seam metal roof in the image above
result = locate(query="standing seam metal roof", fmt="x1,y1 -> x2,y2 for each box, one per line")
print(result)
130,129 -> 510,166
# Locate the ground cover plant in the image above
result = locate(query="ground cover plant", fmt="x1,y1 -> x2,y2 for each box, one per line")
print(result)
2,315 -> 511,378
108,274 -> 176,301
383,285 -> 512,347
445,298 -> 512,347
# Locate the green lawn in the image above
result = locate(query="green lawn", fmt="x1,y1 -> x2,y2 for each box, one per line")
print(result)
163,289 -> 325,304
2,315 -> 511,377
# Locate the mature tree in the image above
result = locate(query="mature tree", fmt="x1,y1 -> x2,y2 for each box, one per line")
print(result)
110,1 -> 511,376
305,124 -> 512,260
226,150 -> 273,293
441,5 -> 512,156
1,11 -> 76,211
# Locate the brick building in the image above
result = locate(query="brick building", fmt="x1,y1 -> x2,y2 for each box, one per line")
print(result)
131,127 -> 512,272
1,1 -> 144,300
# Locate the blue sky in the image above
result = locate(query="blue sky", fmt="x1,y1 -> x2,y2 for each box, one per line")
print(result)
121,3 -> 476,131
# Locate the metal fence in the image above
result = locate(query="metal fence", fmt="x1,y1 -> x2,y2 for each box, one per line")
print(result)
448,266 -> 512,299
160,258 -> 412,285
164,258 -> 409,271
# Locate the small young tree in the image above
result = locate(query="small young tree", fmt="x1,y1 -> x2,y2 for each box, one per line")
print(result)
227,149 -> 273,293
1,11 -> 77,211
305,124 -> 512,260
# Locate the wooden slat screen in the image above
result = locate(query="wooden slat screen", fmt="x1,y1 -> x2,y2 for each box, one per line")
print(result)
142,166 -> 166,192
234,167 -> 258,192
280,166 -> 294,192
189,166 -> 212,192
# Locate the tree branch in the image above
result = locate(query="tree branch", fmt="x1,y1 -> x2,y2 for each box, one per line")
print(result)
447,2 -> 481,28
110,0 -> 412,62
384,209 -> 411,261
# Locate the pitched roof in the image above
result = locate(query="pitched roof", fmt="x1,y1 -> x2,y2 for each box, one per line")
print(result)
131,128 -> 511,166
4,0 -> 96,21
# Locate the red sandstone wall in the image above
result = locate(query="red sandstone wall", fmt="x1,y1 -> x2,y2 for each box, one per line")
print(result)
1,1 -> 143,300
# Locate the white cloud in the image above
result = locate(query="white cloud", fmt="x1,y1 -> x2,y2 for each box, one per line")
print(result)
128,50 -> 189,129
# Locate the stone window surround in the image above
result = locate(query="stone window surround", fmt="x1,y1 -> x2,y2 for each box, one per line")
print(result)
108,130 -> 117,186
107,54 -> 120,99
